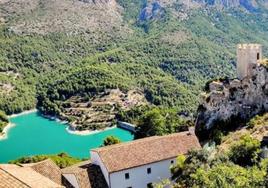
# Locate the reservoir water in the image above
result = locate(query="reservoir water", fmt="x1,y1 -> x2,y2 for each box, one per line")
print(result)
0,112 -> 133,163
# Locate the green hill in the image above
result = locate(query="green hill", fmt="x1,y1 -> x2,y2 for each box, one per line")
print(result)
0,0 -> 268,128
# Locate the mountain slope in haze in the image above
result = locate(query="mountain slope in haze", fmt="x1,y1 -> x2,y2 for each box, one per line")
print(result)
0,0 -> 129,39
1,0 -> 268,130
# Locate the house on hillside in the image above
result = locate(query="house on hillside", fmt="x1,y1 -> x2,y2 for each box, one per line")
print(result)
0,131 -> 200,188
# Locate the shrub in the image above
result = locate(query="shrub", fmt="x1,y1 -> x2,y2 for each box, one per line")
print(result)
102,136 -> 121,146
229,134 -> 261,166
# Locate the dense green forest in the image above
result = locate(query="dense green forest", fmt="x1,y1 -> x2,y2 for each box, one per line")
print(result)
117,106 -> 192,138
1,1 -> 268,130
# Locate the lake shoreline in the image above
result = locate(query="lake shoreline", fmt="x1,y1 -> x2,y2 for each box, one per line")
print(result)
0,110 -> 133,163
0,123 -> 15,140
41,113 -> 118,135
6,109 -> 120,137
66,125 -> 117,136
0,109 -> 38,140
8,109 -> 38,118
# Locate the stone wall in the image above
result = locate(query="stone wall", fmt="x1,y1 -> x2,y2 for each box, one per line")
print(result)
237,44 -> 262,79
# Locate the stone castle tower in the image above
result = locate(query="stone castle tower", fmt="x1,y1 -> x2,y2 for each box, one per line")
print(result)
237,44 -> 262,79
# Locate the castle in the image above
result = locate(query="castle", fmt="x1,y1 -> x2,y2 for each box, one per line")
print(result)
237,43 -> 262,79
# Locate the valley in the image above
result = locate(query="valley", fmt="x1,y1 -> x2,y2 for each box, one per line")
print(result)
1,1 -> 268,187
0,0 -> 268,133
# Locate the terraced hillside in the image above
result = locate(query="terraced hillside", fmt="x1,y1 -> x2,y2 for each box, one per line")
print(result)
61,89 -> 148,130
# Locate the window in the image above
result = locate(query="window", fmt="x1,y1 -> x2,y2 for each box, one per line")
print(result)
147,167 -> 151,174
257,53 -> 260,60
147,183 -> 153,188
171,160 -> 174,164
125,173 -> 129,179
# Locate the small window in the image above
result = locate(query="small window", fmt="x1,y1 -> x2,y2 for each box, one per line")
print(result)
125,173 -> 129,179
171,160 -> 174,164
257,53 -> 260,60
147,183 -> 153,188
147,167 -> 151,174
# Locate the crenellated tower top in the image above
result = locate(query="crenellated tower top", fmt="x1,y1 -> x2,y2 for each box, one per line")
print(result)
237,43 -> 262,79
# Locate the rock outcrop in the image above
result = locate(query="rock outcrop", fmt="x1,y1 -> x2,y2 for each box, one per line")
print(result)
194,0 -> 258,11
139,1 -> 165,22
195,64 -> 268,140
142,0 -> 261,13
79,0 -> 115,5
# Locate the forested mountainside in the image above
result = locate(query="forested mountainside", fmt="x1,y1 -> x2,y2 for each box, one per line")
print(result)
1,0 -> 268,130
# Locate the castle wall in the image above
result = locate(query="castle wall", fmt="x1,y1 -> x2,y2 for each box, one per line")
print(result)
237,44 -> 262,79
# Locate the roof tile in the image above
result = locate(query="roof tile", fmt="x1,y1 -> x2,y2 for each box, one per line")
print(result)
0,164 -> 63,188
92,132 -> 201,173
22,159 -> 62,185
62,160 -> 108,188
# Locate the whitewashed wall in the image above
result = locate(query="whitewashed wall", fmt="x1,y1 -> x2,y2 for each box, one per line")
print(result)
109,158 -> 176,188
62,174 -> 79,188
90,151 -> 110,186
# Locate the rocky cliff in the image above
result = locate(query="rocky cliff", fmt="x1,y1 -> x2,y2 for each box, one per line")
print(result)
139,1 -> 166,21
194,0 -> 260,11
195,64 -> 268,140
141,0 -> 267,16
138,0 -> 266,23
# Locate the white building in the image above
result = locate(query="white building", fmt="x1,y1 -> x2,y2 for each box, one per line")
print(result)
90,132 -> 201,188
0,132 -> 200,188
237,44 -> 262,79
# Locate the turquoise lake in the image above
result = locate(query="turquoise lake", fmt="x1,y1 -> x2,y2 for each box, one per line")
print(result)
0,112 -> 133,163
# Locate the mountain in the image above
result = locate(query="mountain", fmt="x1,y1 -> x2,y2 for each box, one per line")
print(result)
0,0 -> 125,36
1,0 -> 268,130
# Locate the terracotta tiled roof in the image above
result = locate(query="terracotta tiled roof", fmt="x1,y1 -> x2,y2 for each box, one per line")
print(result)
92,132 -> 201,173
0,168 -> 29,188
62,160 -> 108,188
0,164 -> 64,188
22,159 -> 62,185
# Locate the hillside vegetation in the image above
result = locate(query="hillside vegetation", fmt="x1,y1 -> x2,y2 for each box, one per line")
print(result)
9,152 -> 82,168
156,113 -> 268,187
0,110 -> 8,133
1,0 -> 268,130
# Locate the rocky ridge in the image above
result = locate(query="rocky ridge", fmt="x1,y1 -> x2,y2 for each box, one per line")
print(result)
195,64 -> 268,140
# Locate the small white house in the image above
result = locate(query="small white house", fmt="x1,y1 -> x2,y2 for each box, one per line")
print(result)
91,131 -> 201,188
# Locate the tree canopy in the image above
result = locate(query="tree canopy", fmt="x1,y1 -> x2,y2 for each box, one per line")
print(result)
102,136 -> 121,146
135,107 -> 190,138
